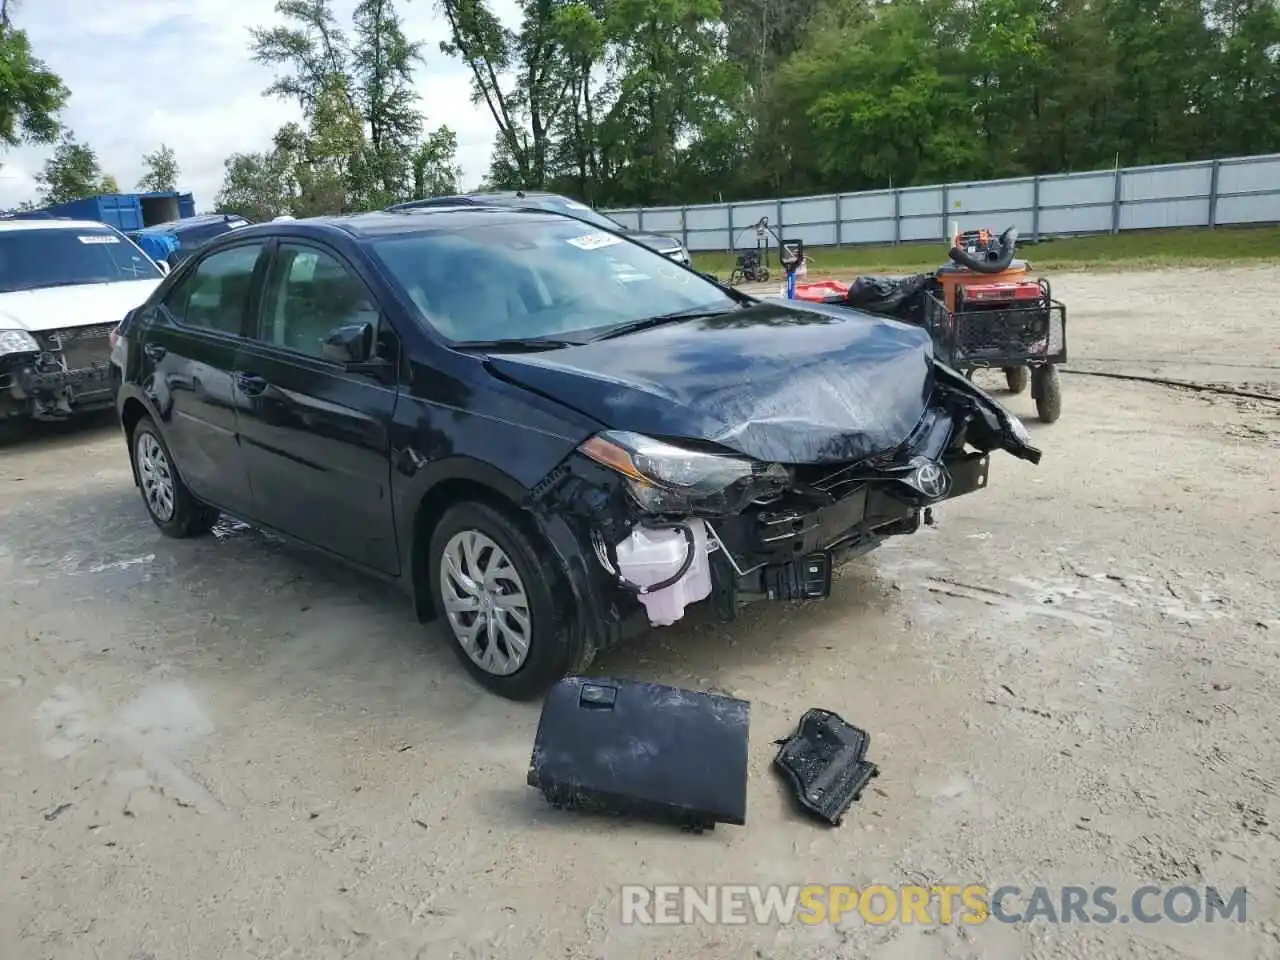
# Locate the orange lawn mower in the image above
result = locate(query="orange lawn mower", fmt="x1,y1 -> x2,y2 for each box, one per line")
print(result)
791,226 -> 1067,423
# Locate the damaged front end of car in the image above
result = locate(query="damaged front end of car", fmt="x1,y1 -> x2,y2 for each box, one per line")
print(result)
526,360 -> 1040,645
0,324 -> 118,423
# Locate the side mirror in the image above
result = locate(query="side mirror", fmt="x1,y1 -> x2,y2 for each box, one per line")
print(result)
323,319 -> 393,381
322,321 -> 374,364
156,260 -> 171,276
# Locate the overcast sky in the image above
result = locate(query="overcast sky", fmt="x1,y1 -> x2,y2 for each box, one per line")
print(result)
0,0 -> 516,210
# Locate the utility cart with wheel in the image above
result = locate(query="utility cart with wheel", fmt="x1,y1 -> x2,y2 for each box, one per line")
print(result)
798,226 -> 1068,424
926,233 -> 1067,423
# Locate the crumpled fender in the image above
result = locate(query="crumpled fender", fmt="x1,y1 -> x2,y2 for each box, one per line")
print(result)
934,362 -> 1041,464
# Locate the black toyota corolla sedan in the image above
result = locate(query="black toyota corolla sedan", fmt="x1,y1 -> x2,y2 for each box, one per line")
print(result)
110,206 -> 1040,698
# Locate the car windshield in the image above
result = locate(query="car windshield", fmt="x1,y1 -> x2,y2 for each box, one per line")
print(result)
0,227 -> 162,293
370,217 -> 735,344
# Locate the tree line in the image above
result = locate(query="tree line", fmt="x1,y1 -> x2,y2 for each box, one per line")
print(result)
465,0 -> 1280,207
2,0 -> 1277,218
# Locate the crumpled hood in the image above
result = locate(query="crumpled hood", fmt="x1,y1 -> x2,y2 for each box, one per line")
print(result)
486,299 -> 935,464
0,279 -> 161,333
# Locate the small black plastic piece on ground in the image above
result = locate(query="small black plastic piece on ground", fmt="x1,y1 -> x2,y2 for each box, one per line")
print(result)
527,677 -> 751,831
773,708 -> 879,826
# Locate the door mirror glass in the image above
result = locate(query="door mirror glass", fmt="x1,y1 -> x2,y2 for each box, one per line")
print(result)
322,321 -> 374,364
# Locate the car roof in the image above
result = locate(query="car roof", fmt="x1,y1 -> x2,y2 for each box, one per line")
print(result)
142,214 -> 246,234
0,218 -> 122,233
461,191 -> 563,202
388,190 -> 590,210
212,206 -> 567,243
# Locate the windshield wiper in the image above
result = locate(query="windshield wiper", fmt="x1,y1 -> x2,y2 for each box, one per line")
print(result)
452,337 -> 578,351
587,303 -> 745,342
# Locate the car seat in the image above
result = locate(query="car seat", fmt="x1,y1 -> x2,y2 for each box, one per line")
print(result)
409,249 -> 526,341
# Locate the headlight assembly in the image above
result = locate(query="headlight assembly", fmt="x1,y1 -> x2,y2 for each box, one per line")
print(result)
0,329 -> 40,356
579,430 -> 791,514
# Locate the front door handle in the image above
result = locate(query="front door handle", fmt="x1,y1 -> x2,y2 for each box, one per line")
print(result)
236,372 -> 268,396
143,343 -> 166,360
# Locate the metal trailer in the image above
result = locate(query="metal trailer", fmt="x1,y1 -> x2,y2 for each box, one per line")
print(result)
6,191 -> 197,232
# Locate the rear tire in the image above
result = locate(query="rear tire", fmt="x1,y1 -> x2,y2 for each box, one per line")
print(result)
1032,365 -> 1062,423
1004,366 -> 1029,394
131,416 -> 219,537
428,501 -> 586,700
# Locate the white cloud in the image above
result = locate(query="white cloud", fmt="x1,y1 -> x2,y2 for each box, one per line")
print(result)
0,0 -> 513,211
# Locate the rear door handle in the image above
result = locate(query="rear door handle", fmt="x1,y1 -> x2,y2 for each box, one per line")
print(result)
236,372 -> 268,396
143,343 -> 166,360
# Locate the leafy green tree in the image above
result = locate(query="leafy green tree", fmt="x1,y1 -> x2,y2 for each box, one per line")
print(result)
351,0 -> 424,203
34,129 -> 113,203
1202,0 -> 1280,157
411,126 -> 462,197
137,143 -> 180,192
0,11 -> 68,149
439,0 -> 597,188
250,0 -> 459,209
214,147 -> 297,221
238,0 -> 1280,210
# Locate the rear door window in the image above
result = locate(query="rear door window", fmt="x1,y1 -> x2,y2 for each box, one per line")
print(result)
163,243 -> 266,336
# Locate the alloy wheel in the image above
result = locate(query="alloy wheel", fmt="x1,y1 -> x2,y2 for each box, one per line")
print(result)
439,529 -> 532,676
136,432 -> 176,522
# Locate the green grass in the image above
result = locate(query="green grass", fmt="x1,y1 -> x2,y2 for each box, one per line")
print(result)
691,225 -> 1280,279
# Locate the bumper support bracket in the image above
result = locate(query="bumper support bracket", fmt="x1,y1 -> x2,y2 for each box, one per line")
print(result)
774,708 -> 880,826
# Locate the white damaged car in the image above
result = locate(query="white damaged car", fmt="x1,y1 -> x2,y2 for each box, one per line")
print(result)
0,218 -> 167,423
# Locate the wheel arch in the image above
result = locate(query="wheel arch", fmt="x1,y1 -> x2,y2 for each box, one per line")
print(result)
407,458 -> 548,623
120,395 -> 153,487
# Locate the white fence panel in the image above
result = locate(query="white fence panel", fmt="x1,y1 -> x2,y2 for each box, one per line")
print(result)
597,154 -> 1280,250
1122,164 -> 1211,202
684,206 -> 727,231
843,219 -> 897,244
947,179 -> 1034,214
1217,194 -> 1280,225
1039,172 -> 1114,207
1121,197 -> 1210,230
899,187 -> 943,217
1039,204 -> 1113,235
1218,156 -> 1280,196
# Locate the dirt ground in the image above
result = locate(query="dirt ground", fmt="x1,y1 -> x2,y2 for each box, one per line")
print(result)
1,266 -> 1278,960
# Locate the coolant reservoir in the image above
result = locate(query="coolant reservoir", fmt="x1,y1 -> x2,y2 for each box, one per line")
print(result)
613,520 -> 713,626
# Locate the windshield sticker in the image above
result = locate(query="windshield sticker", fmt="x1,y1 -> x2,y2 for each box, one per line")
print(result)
78,235 -> 120,244
566,232 -> 622,251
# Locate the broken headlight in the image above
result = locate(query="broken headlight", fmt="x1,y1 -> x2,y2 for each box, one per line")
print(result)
0,330 -> 40,356
579,430 -> 791,514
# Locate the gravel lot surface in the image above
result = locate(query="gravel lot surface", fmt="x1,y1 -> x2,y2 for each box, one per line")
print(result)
2,266 -> 1278,959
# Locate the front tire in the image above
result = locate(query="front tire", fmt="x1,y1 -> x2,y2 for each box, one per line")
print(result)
1032,365 -> 1062,423
428,501 -> 586,699
131,416 -> 218,537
